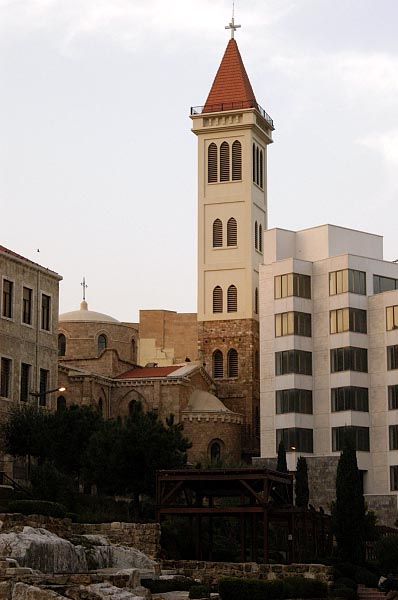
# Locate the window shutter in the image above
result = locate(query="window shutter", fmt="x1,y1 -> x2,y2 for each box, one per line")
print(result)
213,219 -> 223,247
227,285 -> 237,312
228,348 -> 239,377
208,143 -> 217,183
232,140 -> 242,180
220,142 -> 230,182
213,286 -> 223,313
213,350 -> 224,378
227,217 -> 237,246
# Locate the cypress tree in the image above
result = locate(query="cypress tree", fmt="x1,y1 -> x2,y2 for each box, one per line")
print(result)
277,440 -> 288,473
332,431 -> 366,564
295,456 -> 309,508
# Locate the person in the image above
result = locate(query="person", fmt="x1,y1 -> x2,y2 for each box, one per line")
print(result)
379,574 -> 398,592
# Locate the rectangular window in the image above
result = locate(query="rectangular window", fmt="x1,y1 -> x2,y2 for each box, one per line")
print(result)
275,311 -> 312,337
275,350 -> 312,376
2,279 -> 13,318
387,345 -> 398,371
274,273 -> 311,300
331,387 -> 369,412
276,389 -> 313,414
276,428 -> 313,453
374,275 -> 398,295
39,368 -> 49,407
22,287 -> 33,325
389,385 -> 398,410
330,308 -> 367,334
390,466 -> 398,491
330,347 -> 368,373
41,294 -> 51,331
0,357 -> 12,398
386,306 -> 398,331
332,426 -> 370,452
20,363 -> 31,402
329,269 -> 366,296
390,425 -> 398,450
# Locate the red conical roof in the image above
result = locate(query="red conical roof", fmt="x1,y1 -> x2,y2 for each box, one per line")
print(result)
203,38 -> 257,114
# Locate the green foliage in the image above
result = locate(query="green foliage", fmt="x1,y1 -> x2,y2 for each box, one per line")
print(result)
8,499 -> 67,519
141,577 -> 196,593
334,578 -> 357,591
295,456 -> 309,508
283,577 -> 328,598
277,440 -> 288,473
353,566 -> 379,588
332,587 -> 358,600
2,405 -> 50,461
72,495 -> 133,523
375,535 -> 398,573
218,577 -> 328,600
189,585 -> 210,599
332,432 -> 366,564
30,463 -> 76,507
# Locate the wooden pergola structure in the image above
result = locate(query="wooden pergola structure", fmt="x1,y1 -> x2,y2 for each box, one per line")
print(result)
156,467 -> 297,563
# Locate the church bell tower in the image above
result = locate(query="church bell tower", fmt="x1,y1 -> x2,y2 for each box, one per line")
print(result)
190,19 -> 274,457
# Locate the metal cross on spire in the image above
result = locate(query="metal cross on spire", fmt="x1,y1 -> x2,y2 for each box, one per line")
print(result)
80,277 -> 88,301
225,1 -> 241,39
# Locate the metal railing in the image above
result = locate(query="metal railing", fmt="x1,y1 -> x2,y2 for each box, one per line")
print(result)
191,100 -> 274,128
0,471 -> 31,497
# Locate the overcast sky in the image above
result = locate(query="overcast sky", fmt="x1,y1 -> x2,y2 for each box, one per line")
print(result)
1,0 -> 398,321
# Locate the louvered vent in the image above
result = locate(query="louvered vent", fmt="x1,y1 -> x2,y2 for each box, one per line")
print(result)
255,287 -> 259,314
213,219 -> 223,247
256,146 -> 260,185
255,221 -> 258,250
208,143 -> 218,183
252,143 -> 256,182
259,150 -> 264,189
213,350 -> 224,379
232,140 -> 242,181
227,285 -> 237,312
213,286 -> 223,313
220,142 -> 230,182
227,217 -> 237,246
259,224 -> 263,252
228,348 -> 238,378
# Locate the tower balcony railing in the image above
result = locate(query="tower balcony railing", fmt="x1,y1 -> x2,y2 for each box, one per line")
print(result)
190,100 -> 273,128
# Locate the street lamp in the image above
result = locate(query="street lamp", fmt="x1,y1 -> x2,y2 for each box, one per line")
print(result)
29,386 -> 66,404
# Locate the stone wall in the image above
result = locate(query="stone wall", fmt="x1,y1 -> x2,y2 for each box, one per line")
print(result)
365,495 -> 398,528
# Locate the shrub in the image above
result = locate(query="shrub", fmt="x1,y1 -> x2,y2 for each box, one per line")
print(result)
141,576 -> 195,593
332,587 -> 357,600
375,536 -> 398,573
218,577 -> 328,600
353,567 -> 378,589
189,585 -> 210,599
284,577 -> 328,598
334,578 -> 358,591
8,499 -> 67,519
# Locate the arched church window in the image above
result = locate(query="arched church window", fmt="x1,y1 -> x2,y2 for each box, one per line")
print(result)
259,224 -> 263,252
98,334 -> 107,355
212,350 -> 223,379
220,142 -> 230,182
252,143 -> 256,182
260,149 -> 264,189
213,219 -> 223,247
57,396 -> 66,411
256,146 -> 260,185
208,143 -> 218,183
228,348 -> 239,378
210,441 -> 221,463
232,140 -> 242,180
227,285 -> 237,312
213,286 -> 223,313
255,221 -> 258,250
227,217 -> 237,246
58,334 -> 66,356
255,287 -> 259,315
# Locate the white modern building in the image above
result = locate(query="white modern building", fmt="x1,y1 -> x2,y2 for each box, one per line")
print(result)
259,224 -> 398,524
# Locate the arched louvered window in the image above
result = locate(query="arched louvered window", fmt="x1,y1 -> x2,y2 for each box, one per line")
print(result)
213,286 -> 223,313
213,219 -> 223,247
255,287 -> 259,314
208,143 -> 218,183
252,143 -> 256,182
227,217 -> 237,246
255,221 -> 258,250
210,441 -> 221,463
58,333 -> 66,356
228,348 -> 239,378
232,140 -> 242,181
57,396 -> 66,411
260,150 -> 264,189
98,334 -> 107,355
213,350 -> 224,379
220,142 -> 230,182
256,146 -> 260,185
227,285 -> 237,312
131,338 -> 136,363
259,224 -> 263,252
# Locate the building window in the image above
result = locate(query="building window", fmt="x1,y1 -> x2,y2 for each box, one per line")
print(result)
330,308 -> 367,334
390,466 -> 398,491
275,311 -> 312,337
331,387 -> 369,412
58,334 -> 66,357
232,140 -> 242,181
274,273 -> 311,299
275,350 -> 312,376
213,219 -> 223,247
0,357 -> 12,398
388,385 -> 398,410
260,150 -> 264,188
213,286 -> 223,313
98,334 -> 107,355
131,339 -> 136,363
212,350 -> 223,379
220,141 -> 230,182
276,389 -> 313,414
227,285 -> 237,312
255,287 -> 259,315
390,425 -> 398,450
20,363 -> 31,402
255,221 -> 258,250
329,269 -> 366,295
227,217 -> 237,246
57,396 -> 66,411
330,347 -> 368,373
374,275 -> 398,295
386,306 -> 398,331
227,348 -> 238,377
39,368 -> 49,407
276,428 -> 313,453
210,441 -> 221,463
258,224 -> 263,252
387,345 -> 398,370
332,426 -> 370,452
208,143 -> 217,183
22,287 -> 33,325
2,279 -> 13,319
41,294 -> 51,331
252,143 -> 264,189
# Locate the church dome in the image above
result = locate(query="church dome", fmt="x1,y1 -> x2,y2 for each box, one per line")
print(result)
186,390 -> 231,413
59,301 -> 120,323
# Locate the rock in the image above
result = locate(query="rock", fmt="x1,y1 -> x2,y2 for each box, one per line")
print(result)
11,582 -> 69,599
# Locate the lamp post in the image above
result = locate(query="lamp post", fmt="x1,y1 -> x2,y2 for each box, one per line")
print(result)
29,386 -> 66,407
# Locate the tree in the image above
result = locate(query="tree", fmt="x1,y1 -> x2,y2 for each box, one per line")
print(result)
332,431 -> 366,564
277,440 -> 288,473
295,456 -> 309,508
273,440 -> 289,504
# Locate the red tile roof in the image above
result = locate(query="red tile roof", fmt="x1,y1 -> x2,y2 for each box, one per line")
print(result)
203,39 -> 257,113
116,366 -> 182,379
